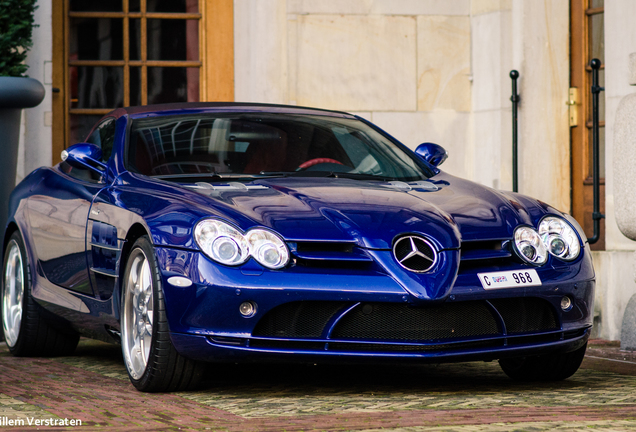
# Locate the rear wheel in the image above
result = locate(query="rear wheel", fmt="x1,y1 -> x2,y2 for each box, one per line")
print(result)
121,236 -> 204,392
1,231 -> 79,356
499,343 -> 587,381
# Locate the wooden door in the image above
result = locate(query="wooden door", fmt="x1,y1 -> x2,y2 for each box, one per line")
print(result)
52,0 -> 234,165
570,0 -> 605,249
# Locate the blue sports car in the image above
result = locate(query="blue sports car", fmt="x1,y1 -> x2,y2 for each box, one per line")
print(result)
1,103 -> 594,392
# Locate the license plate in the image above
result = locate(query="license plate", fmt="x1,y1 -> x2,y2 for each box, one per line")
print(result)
478,269 -> 542,289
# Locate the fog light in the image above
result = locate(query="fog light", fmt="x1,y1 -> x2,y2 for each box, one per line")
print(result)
560,296 -> 572,311
239,301 -> 257,317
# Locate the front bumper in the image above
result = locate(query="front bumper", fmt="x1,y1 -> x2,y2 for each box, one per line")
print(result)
155,246 -> 595,363
171,327 -> 590,364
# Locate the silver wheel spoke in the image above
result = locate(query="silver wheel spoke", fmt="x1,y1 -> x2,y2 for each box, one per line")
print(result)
121,248 -> 155,381
2,241 -> 24,347
9,304 -> 21,329
142,325 -> 152,360
130,338 -> 146,373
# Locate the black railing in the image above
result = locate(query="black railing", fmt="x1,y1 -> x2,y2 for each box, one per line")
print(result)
588,58 -> 605,244
510,70 -> 520,193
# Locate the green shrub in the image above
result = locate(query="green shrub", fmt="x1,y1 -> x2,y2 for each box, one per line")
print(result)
0,0 -> 37,77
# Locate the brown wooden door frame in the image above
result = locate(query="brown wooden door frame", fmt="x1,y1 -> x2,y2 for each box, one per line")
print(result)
51,0 -> 234,165
570,0 -> 605,250
51,0 -> 67,166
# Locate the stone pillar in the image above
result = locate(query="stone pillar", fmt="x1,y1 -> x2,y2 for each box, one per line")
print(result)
615,52 -> 636,349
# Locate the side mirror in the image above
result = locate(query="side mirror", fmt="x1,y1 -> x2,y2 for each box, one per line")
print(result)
414,142 -> 448,167
61,143 -> 107,174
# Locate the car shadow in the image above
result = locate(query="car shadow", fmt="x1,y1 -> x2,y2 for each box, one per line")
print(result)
55,338 -> 595,396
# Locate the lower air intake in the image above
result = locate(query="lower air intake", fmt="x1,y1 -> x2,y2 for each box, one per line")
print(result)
250,298 -> 560,344
489,298 -> 558,333
252,301 -> 348,338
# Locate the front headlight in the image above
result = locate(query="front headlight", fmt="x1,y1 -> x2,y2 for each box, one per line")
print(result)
245,229 -> 290,269
513,226 -> 548,265
194,219 -> 250,266
539,216 -> 580,261
194,219 -> 290,269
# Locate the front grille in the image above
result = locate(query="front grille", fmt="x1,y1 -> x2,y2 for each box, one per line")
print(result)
458,239 -> 516,273
294,259 -> 373,270
290,242 -> 375,270
296,242 -> 354,253
489,298 -> 558,333
331,302 -> 499,341
252,301 -> 348,338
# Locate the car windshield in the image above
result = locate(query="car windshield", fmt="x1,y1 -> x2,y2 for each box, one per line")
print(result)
126,113 -> 433,182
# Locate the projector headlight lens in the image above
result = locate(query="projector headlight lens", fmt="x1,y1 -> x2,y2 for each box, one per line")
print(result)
245,229 -> 290,269
539,216 -> 580,261
194,219 -> 250,266
513,226 -> 548,265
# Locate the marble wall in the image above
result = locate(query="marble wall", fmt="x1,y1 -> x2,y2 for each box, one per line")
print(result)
234,0 -> 570,212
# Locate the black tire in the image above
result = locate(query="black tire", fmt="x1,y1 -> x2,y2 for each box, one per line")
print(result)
120,236 -> 204,392
499,342 -> 587,381
1,231 -> 79,356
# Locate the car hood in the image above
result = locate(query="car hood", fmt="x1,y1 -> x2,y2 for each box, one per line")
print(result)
183,172 -> 550,250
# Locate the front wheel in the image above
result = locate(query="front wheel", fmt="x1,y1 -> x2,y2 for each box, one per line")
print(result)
499,343 -> 587,382
121,236 -> 204,392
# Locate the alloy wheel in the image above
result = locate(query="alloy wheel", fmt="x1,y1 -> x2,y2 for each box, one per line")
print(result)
122,250 -> 154,380
2,240 -> 24,347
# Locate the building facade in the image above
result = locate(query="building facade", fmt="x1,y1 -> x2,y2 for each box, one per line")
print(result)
19,0 -> 636,340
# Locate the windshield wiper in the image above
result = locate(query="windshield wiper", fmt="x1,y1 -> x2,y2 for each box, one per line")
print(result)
153,173 -> 279,181
258,171 -> 295,177
325,172 -> 392,181
259,171 -> 393,181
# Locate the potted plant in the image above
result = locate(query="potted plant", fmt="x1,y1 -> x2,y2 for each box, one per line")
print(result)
0,0 -> 44,232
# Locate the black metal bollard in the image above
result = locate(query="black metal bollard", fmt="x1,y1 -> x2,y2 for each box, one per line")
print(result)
588,58 -> 605,244
510,70 -> 520,193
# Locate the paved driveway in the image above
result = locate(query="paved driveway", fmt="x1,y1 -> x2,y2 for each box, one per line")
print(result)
1,339 -> 636,431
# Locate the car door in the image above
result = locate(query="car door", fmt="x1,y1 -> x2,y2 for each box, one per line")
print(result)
27,118 -> 116,296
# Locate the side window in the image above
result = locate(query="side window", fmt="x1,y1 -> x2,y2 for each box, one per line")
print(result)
87,118 -> 116,163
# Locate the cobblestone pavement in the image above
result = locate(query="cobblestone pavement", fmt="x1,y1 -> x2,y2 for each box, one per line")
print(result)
1,339 -> 635,431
